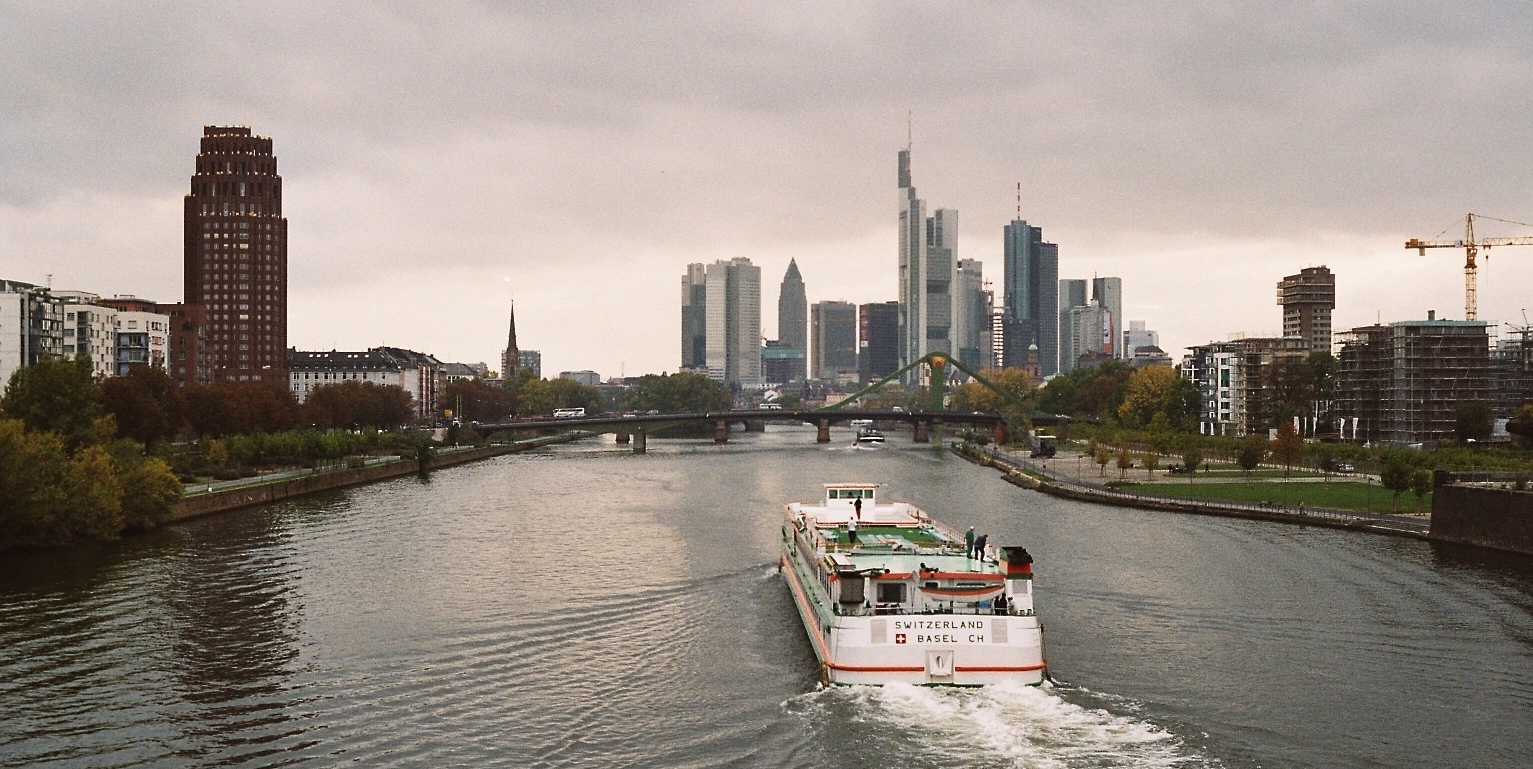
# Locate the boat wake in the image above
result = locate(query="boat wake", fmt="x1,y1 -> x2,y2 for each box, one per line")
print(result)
785,680 -> 1215,768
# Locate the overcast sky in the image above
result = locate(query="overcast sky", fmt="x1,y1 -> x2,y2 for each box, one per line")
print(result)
4,2 -> 1532,378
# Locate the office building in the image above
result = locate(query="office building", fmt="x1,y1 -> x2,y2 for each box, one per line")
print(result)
1002,219 -> 1058,374
1277,266 -> 1336,353
702,258 -> 762,388
680,264 -> 707,371
1091,277 -> 1123,359
517,350 -> 542,380
184,125 -> 288,382
897,149 -> 956,377
1124,320 -> 1159,358
776,259 -> 808,382
1057,279 -> 1088,373
859,301 -> 900,384
559,370 -> 601,387
952,259 -> 990,372
762,340 -> 806,385
1065,300 -> 1114,371
812,300 -> 859,381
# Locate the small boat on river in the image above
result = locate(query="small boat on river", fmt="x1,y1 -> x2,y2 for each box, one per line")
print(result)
855,427 -> 885,444
780,483 -> 1046,686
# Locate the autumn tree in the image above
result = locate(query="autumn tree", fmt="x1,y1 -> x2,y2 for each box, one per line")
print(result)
1238,434 -> 1268,478
1115,365 -> 1198,430
1271,421 -> 1304,477
1379,456 -> 1413,513
101,364 -> 186,444
441,378 -> 514,423
1094,444 -> 1111,476
954,368 -> 1034,424
305,381 -> 414,430
622,372 -> 732,414
1116,446 -> 1132,479
184,380 -> 302,437
1180,439 -> 1205,475
1,355 -> 108,450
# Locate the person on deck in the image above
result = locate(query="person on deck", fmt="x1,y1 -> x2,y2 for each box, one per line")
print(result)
847,516 -> 858,544
975,533 -> 989,561
854,496 -> 862,519
965,527 -> 975,559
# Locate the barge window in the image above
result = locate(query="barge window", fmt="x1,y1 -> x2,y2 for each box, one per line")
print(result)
877,583 -> 907,604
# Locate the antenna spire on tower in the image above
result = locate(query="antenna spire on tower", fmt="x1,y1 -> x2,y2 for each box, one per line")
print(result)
1016,182 -> 1021,218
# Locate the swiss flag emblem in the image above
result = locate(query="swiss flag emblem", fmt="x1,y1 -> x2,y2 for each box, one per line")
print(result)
895,633 -> 907,644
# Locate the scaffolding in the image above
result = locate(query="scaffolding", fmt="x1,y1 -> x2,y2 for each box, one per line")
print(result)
1338,317 -> 1489,445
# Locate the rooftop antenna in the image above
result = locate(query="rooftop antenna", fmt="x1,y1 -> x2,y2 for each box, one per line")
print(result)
1017,182 -> 1022,218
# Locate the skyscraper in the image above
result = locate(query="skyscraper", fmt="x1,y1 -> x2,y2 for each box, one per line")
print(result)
1002,219 -> 1058,374
184,125 -> 287,382
1277,266 -> 1335,353
1057,279 -> 1088,373
1091,277 -> 1123,359
811,300 -> 858,380
681,264 -> 707,370
952,259 -> 989,371
777,259 -> 808,381
897,149 -> 956,377
703,258 -> 762,388
859,301 -> 900,384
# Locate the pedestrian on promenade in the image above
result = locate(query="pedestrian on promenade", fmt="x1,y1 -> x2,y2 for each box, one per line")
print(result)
965,527 -> 976,558
1298,500 -> 1306,514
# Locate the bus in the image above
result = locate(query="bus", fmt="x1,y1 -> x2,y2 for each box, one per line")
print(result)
553,407 -> 586,418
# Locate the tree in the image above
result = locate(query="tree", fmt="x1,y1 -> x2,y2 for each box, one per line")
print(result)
1454,400 -> 1493,444
1143,452 -> 1159,478
1379,457 -> 1413,513
954,368 -> 1034,423
101,365 -> 186,445
1408,468 -> 1433,513
623,372 -> 732,414
1,355 -> 107,450
1116,365 -> 1180,428
1094,444 -> 1111,476
1272,421 -> 1304,477
305,381 -> 413,430
442,378 -> 513,423
1116,446 -> 1132,479
184,380 -> 303,437
1238,434 -> 1268,478
1180,439 -> 1205,476
1512,404 -> 1533,449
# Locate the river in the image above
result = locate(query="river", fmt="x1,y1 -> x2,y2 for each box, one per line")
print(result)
2,426 -> 1531,768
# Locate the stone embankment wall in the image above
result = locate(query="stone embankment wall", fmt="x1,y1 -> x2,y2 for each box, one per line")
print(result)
953,443 -> 1428,539
171,435 -> 581,522
1430,485 -> 1533,556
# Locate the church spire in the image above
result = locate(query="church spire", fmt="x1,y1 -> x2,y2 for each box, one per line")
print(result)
504,299 -> 520,380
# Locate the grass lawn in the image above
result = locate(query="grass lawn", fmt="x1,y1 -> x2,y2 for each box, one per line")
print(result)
1114,480 -> 1428,515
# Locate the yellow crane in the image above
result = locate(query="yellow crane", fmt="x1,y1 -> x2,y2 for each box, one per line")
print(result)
1406,213 -> 1533,320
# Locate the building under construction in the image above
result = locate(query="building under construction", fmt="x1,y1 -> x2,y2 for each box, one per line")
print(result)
1276,266 -> 1335,354
1491,326 -> 1533,418
1336,313 -> 1489,445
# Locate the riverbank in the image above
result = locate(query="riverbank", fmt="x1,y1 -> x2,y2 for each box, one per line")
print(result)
952,442 -> 1430,539
170,432 -> 592,522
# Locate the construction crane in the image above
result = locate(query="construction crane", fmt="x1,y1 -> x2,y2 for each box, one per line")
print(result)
1406,213 -> 1533,320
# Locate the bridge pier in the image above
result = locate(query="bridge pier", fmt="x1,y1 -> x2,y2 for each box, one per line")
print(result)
632,429 -> 647,453
615,431 -> 630,444
913,419 -> 930,443
714,420 -> 729,444
743,420 -> 765,432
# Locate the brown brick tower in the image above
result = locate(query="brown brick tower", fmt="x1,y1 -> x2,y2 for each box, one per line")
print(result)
183,125 -> 288,382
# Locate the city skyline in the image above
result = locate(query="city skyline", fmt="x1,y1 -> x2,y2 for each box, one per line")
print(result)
4,5 -> 1533,378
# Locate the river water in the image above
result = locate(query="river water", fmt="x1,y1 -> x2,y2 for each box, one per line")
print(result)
2,426 -> 1531,768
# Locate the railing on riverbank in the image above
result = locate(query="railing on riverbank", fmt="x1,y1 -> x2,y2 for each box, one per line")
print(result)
955,442 -> 1430,539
